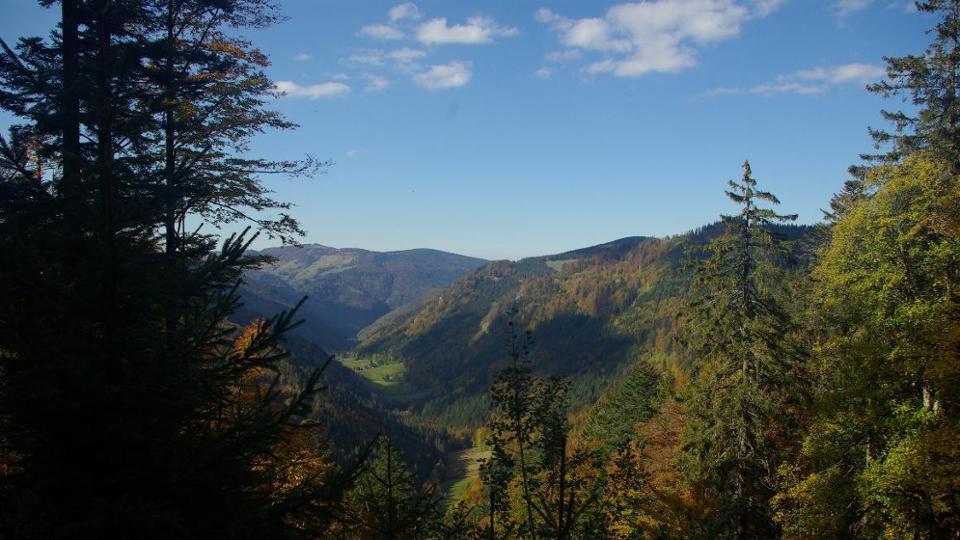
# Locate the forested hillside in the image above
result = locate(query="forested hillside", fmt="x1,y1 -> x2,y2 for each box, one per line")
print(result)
354,225 -> 814,430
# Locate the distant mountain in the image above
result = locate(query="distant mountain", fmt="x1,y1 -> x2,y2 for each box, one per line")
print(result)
236,245 -> 486,352
542,236 -> 649,262
353,224 -> 816,429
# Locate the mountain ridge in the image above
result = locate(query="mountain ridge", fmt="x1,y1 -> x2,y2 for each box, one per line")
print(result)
237,244 -> 487,352
349,222 -> 815,430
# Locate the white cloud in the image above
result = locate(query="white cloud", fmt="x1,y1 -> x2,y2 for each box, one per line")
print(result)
795,63 -> 885,83
348,50 -> 387,66
564,17 -> 632,52
546,49 -> 583,63
389,47 -> 426,63
536,1 -> 782,78
414,61 -> 472,89
832,0 -> 873,17
359,24 -> 404,40
350,6 -> 512,91
416,16 -> 518,45
534,8 -> 566,26
294,52 -> 312,61
346,48 -> 428,74
362,74 -> 390,92
358,3 -> 422,41
534,67 -> 553,78
275,81 -> 351,99
706,62 -> 885,96
752,0 -> 786,17
389,2 -> 422,22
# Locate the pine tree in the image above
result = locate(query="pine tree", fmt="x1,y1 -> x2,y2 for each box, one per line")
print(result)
136,0 -> 321,252
480,317 -> 605,539
479,430 -> 516,539
679,161 -> 800,538
0,2 -> 336,537
866,0 -> 960,167
338,436 -> 442,540
485,318 -> 541,539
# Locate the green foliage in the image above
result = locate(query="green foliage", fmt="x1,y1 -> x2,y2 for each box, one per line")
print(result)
776,154 -> 960,538
580,359 -> 661,454
356,227 -> 813,432
477,319 -> 609,539
337,436 -> 443,540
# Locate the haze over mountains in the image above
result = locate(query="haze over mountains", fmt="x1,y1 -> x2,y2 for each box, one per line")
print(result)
238,244 -> 486,352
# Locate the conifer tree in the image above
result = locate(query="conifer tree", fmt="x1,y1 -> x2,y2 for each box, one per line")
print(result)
485,318 -> 540,539
479,430 -> 516,539
136,0 -> 320,252
679,161 -> 800,538
866,0 -> 960,167
338,436 -> 442,540
0,2 -> 335,537
481,317 -> 605,539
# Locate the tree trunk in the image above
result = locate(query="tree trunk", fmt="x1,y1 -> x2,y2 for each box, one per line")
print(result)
95,0 -> 120,380
61,0 -> 81,196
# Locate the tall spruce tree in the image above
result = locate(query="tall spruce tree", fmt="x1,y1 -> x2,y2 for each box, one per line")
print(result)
485,319 -> 540,539
827,0 -> 960,220
679,161 -> 800,538
0,1 -> 336,537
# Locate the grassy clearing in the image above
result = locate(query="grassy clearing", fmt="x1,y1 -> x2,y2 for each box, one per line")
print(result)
339,354 -> 429,403
545,258 -> 577,272
440,446 -> 490,507
340,355 -> 406,386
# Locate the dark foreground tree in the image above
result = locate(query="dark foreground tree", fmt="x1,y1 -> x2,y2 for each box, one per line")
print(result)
0,1 -> 337,537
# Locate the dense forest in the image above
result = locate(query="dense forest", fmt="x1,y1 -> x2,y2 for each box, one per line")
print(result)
1,1 -> 958,539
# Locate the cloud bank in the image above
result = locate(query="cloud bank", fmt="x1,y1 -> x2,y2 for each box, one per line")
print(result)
706,63 -> 885,96
536,0 -> 783,77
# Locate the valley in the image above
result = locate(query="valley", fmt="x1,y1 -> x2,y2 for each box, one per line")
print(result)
242,223 -> 815,502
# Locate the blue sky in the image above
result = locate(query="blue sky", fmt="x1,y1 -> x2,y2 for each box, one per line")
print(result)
1,1 -> 932,259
